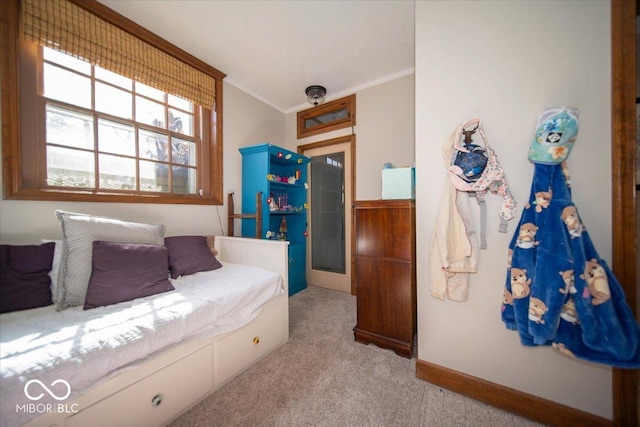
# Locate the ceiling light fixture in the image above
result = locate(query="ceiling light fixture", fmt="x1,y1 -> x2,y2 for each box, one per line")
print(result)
305,85 -> 326,106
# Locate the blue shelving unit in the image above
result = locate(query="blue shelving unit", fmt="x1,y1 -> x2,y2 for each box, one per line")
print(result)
239,143 -> 310,296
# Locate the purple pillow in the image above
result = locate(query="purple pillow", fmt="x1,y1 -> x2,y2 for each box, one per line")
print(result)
164,236 -> 222,279
84,241 -> 174,310
0,242 -> 55,313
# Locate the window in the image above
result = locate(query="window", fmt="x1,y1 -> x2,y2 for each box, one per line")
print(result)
1,0 -> 226,204
43,48 -> 200,194
297,95 -> 356,139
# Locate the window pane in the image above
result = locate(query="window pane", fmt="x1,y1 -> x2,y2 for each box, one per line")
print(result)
43,64 -> 91,108
46,105 -> 94,150
95,66 -> 132,90
140,160 -> 168,193
168,94 -> 193,112
304,107 -> 348,129
99,154 -> 136,190
139,130 -> 168,161
172,137 -> 196,166
172,166 -> 196,194
135,82 -> 164,102
98,119 -> 135,156
169,109 -> 194,137
96,82 -> 132,119
43,47 -> 91,75
46,146 -> 95,188
136,96 -> 165,128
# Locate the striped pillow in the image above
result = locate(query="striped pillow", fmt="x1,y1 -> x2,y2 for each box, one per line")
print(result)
55,211 -> 165,310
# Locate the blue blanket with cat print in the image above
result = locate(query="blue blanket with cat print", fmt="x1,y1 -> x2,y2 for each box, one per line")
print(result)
501,162 -> 640,368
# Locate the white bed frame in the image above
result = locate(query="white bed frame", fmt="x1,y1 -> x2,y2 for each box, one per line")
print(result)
23,236 -> 290,427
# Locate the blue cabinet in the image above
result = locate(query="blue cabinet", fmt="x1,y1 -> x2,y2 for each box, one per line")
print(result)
239,143 -> 310,296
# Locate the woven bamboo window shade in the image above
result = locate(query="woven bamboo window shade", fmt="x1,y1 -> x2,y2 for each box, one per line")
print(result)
22,0 -> 216,107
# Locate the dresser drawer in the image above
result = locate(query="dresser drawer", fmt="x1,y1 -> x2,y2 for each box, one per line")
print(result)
213,306 -> 285,388
66,345 -> 213,427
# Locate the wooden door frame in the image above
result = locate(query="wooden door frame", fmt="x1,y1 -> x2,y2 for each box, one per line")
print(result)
298,134 -> 357,295
611,1 -> 637,426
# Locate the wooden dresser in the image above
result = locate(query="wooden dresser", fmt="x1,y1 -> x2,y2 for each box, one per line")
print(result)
352,199 -> 416,358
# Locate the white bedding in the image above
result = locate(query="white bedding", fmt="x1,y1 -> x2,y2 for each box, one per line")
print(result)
0,262 -> 284,427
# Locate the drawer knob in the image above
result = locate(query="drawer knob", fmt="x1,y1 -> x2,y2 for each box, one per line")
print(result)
253,336 -> 260,345
151,393 -> 163,407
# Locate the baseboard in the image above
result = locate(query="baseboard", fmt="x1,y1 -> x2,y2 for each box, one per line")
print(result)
416,359 -> 611,427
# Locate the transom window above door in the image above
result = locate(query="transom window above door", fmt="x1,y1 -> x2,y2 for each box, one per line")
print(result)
297,95 -> 356,139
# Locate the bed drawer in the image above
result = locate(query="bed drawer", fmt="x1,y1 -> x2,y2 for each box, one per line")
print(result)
66,345 -> 213,427
214,305 -> 285,388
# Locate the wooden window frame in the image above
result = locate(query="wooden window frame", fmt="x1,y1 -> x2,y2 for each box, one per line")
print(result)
297,94 -> 356,139
1,0 -> 226,205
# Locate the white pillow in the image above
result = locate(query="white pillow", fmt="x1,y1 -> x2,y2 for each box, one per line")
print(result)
55,211 -> 165,310
40,239 -> 62,303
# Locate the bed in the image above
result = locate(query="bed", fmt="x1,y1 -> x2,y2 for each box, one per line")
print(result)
0,235 -> 290,427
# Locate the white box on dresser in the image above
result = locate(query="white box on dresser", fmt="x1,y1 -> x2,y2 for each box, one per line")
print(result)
381,166 -> 415,200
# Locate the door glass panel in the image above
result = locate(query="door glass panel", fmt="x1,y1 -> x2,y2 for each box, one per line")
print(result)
311,152 -> 345,273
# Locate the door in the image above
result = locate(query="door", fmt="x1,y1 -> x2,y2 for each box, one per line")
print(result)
301,137 -> 353,294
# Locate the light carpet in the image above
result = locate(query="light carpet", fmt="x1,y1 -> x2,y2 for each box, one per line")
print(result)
169,285 -> 545,427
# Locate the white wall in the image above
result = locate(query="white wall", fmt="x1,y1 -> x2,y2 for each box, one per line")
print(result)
0,81 -> 284,244
284,74 -> 415,201
416,0 -> 613,420
223,83 -> 286,236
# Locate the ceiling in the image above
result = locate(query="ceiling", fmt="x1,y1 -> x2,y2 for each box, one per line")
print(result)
98,0 -> 415,113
